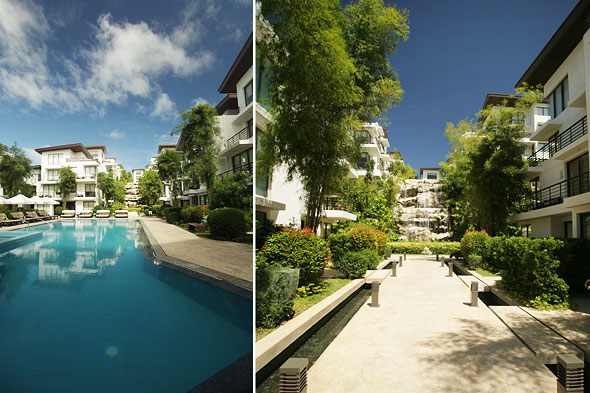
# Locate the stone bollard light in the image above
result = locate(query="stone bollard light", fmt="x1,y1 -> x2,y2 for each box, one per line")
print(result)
280,357 -> 308,393
470,281 -> 478,307
404,252 -> 407,261
448,261 -> 453,277
371,281 -> 380,307
436,253 -> 439,261
391,261 -> 398,277
399,255 -> 403,268
556,353 -> 584,393
440,257 -> 445,267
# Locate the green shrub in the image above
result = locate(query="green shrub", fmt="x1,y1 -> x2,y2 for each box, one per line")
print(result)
467,254 -> 483,269
461,231 -> 489,267
348,224 -> 387,254
255,266 -> 298,328
153,204 -> 161,216
0,205 -> 7,214
327,232 -> 355,264
165,207 -> 182,224
207,207 -> 248,241
55,206 -> 64,216
335,249 -> 379,279
259,228 -> 330,285
556,238 -> 590,293
296,282 -> 326,298
384,247 -> 392,259
498,237 -> 568,308
159,205 -> 171,218
110,202 -> 125,212
387,241 -> 461,255
256,217 -> 281,250
181,205 -> 205,223
256,298 -> 295,329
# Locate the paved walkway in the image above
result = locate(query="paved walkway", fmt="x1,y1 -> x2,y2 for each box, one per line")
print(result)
306,255 -> 556,393
140,217 -> 252,284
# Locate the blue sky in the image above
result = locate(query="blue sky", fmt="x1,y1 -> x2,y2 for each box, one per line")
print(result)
0,0 -> 251,171
384,0 -> 578,172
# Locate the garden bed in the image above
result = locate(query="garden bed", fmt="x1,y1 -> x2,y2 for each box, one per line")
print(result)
256,278 -> 352,340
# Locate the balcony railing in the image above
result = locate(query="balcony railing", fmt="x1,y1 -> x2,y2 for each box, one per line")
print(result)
217,162 -> 253,180
226,124 -> 253,149
521,171 -> 590,211
323,197 -> 354,213
528,116 -> 587,167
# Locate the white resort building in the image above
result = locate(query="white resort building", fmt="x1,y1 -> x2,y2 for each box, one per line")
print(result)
509,0 -> 590,238
34,143 -> 120,212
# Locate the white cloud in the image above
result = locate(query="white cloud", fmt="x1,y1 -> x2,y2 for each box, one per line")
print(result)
78,13 -> 213,110
191,97 -> 209,106
0,4 -> 214,116
0,0 -> 81,112
22,147 -> 41,164
153,133 -> 177,144
104,129 -> 125,139
231,0 -> 251,5
150,93 -> 176,119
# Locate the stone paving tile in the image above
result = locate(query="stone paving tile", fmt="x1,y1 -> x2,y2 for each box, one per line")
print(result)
306,255 -> 556,393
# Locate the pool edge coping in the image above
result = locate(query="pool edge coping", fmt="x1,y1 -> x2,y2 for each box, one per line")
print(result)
137,219 -> 253,300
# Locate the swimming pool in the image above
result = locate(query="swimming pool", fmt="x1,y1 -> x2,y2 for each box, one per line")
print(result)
0,220 -> 252,392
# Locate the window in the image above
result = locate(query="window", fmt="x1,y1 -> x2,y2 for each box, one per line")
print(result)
521,224 -> 531,238
427,173 -> 437,180
256,130 -> 269,197
85,184 -> 95,198
199,195 -> 207,205
47,169 -> 58,181
42,185 -> 57,197
581,213 -> 590,239
511,112 -> 525,125
244,79 -> 253,106
48,153 -> 63,165
357,152 -> 369,169
232,148 -> 253,173
355,130 -> 370,144
83,201 -> 94,209
257,56 -> 272,110
536,106 -> 549,116
566,153 -> 589,197
85,166 -> 96,179
547,76 -> 569,118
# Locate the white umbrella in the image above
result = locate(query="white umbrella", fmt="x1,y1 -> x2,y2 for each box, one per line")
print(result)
0,196 -> 9,204
7,194 -> 34,205
29,196 -> 45,204
42,197 -> 59,205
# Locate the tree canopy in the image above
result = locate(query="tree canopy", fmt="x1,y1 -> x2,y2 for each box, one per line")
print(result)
441,87 -> 543,237
258,0 -> 409,232
208,171 -> 252,211
0,143 -> 33,197
97,169 -> 125,205
138,170 -> 163,206
156,149 -> 183,205
172,104 -> 220,190
57,167 -> 76,205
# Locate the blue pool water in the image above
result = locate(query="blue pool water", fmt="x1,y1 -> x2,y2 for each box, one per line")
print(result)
0,220 -> 252,392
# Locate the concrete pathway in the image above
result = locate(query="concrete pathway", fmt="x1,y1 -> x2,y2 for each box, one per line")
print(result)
306,255 -> 556,393
140,217 -> 252,283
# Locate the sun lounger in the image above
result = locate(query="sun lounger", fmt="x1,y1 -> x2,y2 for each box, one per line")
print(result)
38,210 -> 58,220
114,210 -> 128,218
78,210 -> 93,218
25,211 -> 44,222
0,213 -> 20,226
96,210 -> 111,218
11,211 -> 36,223
61,210 -> 76,218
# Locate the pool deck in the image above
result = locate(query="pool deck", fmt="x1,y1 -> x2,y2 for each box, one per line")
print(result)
306,255 -> 557,393
139,217 -> 252,298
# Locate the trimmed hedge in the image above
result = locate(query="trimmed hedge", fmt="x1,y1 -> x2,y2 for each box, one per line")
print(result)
181,205 -> 206,223
165,207 -> 182,224
461,230 -> 489,268
348,224 -> 387,254
207,207 -> 248,241
386,241 -> 460,255
334,249 -> 380,278
55,206 -> 64,216
259,228 -> 330,285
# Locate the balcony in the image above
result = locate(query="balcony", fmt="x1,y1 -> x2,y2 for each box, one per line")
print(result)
321,197 -> 357,223
521,171 -> 589,212
219,124 -> 254,157
527,116 -> 587,167
217,162 -> 253,180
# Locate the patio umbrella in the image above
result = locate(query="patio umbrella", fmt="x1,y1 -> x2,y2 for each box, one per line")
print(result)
7,194 -> 34,205
41,197 -> 59,205
29,196 -> 45,204
0,196 -> 9,204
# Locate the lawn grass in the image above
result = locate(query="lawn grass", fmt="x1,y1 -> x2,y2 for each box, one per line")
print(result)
256,278 -> 352,341
475,267 -> 501,277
